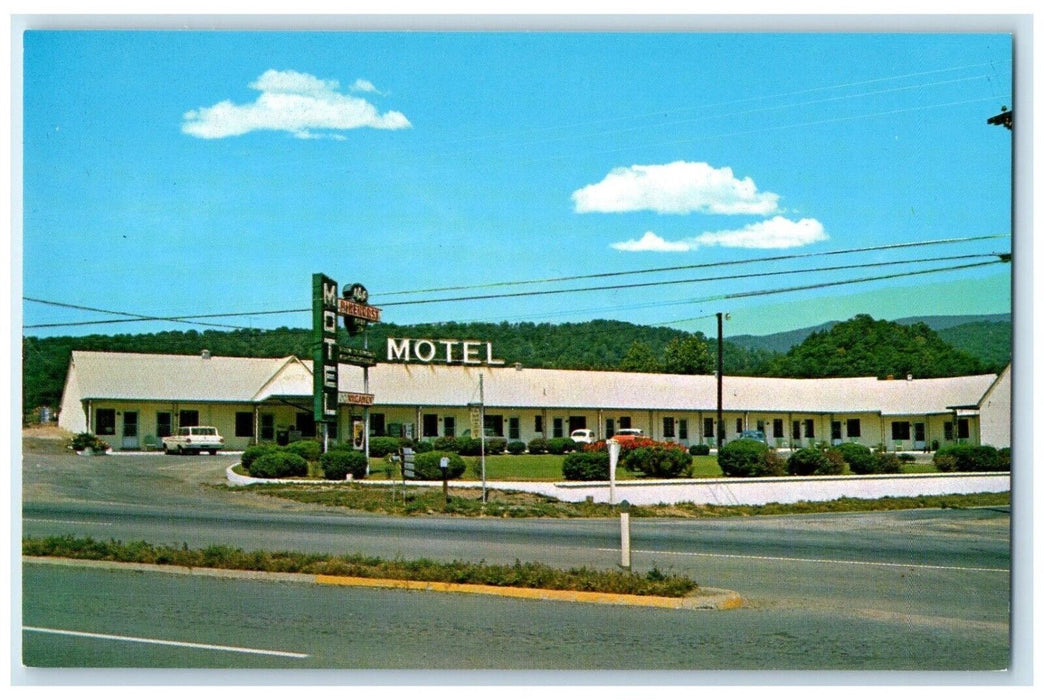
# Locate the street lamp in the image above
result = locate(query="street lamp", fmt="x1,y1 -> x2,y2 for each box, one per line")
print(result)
716,312 -> 730,450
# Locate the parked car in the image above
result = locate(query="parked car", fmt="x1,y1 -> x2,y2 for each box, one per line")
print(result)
162,426 -> 225,455
570,429 -> 595,444
737,429 -> 768,443
611,428 -> 645,444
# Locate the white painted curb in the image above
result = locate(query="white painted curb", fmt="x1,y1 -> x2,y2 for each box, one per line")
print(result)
226,465 -> 1009,507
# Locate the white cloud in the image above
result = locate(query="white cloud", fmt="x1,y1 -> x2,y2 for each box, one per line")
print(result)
182,69 -> 410,139
572,161 -> 781,216
610,217 -> 828,252
350,79 -> 381,93
610,231 -> 693,252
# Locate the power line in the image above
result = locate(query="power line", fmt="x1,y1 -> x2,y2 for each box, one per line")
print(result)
658,260 -> 1006,326
376,234 -> 1009,297
21,298 -> 251,331
377,253 -> 1007,308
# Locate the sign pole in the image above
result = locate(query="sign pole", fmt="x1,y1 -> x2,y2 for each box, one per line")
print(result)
608,439 -> 620,505
480,373 -> 486,504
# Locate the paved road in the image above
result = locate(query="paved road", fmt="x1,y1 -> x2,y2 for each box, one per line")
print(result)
18,448 -> 1013,673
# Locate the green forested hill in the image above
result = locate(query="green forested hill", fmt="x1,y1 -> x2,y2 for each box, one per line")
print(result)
764,315 -> 988,379
936,321 -> 1012,372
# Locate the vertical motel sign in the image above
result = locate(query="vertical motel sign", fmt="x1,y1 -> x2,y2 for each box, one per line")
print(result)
312,274 -> 341,423
312,273 -> 382,423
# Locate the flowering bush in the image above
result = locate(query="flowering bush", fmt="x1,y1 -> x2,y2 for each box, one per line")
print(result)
585,438 -> 692,479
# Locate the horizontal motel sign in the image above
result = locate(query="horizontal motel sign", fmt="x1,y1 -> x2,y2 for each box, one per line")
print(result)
339,392 -> 375,406
386,337 -> 505,366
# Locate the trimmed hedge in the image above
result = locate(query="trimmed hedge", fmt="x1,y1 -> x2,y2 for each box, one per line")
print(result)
320,449 -> 369,480
717,439 -> 772,478
787,448 -> 841,476
933,444 -> 1007,472
369,436 -> 406,457
507,441 -> 527,455
562,451 -> 610,481
248,452 -> 308,479
241,443 -> 280,471
689,443 -> 711,456
835,442 -> 875,474
621,444 -> 693,479
547,438 -> 578,455
409,451 -> 467,480
527,437 -> 550,454
283,439 -> 321,462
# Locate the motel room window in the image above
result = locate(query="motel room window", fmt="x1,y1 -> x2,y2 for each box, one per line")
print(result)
179,410 -> 199,428
509,417 -> 520,440
534,415 -> 543,434
156,412 -> 173,438
618,416 -> 632,429
804,419 -> 815,438
422,414 -> 439,438
235,412 -> 254,438
296,412 -> 316,438
678,419 -> 688,441
260,414 -> 275,441
95,408 -> 116,436
957,418 -> 970,440
891,422 -> 911,441
772,419 -> 784,439
847,419 -> 861,438
553,417 -> 564,438
663,417 -> 676,439
444,416 -> 456,437
704,418 -> 715,439
370,413 -> 385,436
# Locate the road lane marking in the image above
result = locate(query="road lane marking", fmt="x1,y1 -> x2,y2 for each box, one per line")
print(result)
22,626 -> 310,659
594,548 -> 1008,573
24,518 -> 114,526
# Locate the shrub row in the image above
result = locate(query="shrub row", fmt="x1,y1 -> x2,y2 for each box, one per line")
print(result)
933,445 -> 1010,472
717,440 -> 906,478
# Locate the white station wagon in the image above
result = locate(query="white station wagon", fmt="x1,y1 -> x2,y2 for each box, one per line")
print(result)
162,426 -> 225,455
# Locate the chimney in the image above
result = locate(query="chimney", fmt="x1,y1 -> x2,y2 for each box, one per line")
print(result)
201,349 -> 211,360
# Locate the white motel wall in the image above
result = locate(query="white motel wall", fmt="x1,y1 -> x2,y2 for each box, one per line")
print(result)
58,350 -> 1011,454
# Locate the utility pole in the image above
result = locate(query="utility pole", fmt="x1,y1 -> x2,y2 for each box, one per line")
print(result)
716,312 -> 724,451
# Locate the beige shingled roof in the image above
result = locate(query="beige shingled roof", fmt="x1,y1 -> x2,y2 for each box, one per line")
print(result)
67,351 -> 998,416
69,351 -> 292,403
334,362 -> 998,416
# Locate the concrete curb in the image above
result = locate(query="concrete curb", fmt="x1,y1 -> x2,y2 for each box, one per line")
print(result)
23,556 -> 744,610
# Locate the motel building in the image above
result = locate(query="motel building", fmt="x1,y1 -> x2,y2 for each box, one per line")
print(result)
57,345 -> 1011,454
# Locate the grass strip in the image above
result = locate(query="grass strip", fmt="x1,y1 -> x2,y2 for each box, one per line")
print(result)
22,535 -> 698,598
227,484 -> 1010,518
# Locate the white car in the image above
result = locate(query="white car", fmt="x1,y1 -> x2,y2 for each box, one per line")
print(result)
570,429 -> 596,444
163,426 -> 225,455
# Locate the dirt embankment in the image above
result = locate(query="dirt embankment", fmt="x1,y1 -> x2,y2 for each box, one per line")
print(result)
22,424 -> 75,455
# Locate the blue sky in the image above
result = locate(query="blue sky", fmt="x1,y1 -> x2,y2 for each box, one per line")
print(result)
20,30 -> 1013,340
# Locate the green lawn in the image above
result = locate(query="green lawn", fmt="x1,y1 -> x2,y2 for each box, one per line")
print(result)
363,453 -> 725,481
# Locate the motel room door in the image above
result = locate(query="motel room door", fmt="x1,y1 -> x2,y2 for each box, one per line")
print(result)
121,411 -> 139,450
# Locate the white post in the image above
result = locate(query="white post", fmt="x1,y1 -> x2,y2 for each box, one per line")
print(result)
608,439 -> 620,505
620,510 -> 631,571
